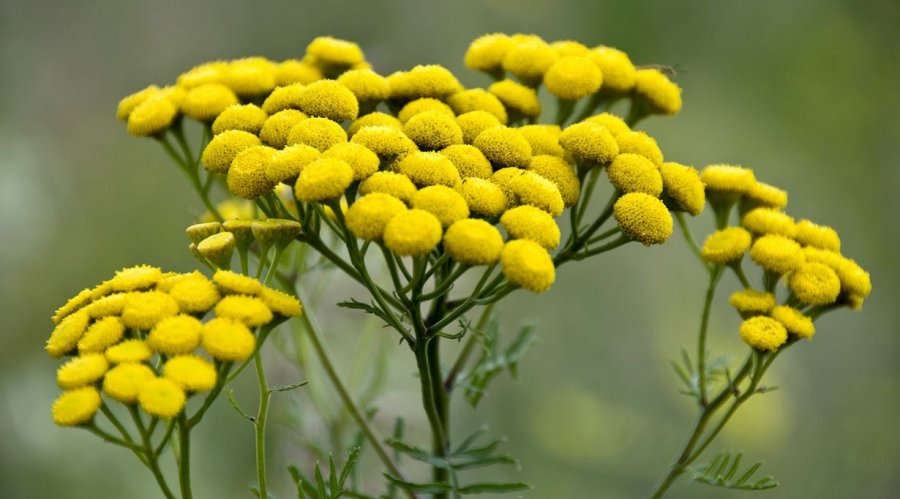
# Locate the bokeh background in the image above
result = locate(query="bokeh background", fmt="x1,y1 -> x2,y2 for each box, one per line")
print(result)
1,0 -> 898,497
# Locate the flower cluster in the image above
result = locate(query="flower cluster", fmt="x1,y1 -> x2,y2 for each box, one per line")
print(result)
47,265 -> 301,426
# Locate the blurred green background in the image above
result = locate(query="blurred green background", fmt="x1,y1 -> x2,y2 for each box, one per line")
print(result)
2,0 -> 898,497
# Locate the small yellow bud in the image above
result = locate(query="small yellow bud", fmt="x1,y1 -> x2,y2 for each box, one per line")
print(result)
176,61 -> 228,89
148,314 -> 203,356
389,64 -> 462,100
57,353 -> 109,389
745,181 -> 788,209
742,207 -> 796,238
502,38 -> 560,85
528,155 -> 580,206
411,185 -> 470,227
770,306 -> 815,339
404,111 -> 464,151
518,125 -> 564,157
226,145 -> 278,199
397,152 -> 461,187
294,157 -> 354,202
275,59 -> 322,86
397,98 -> 455,124
117,85 -> 160,120
501,205 -> 561,249
52,386 -> 101,426
440,144 -> 493,179
383,209 -> 444,257
215,295 -> 273,327
444,219 -> 504,265
261,83 -> 305,114
350,126 -> 417,157
607,153 -> 664,196
306,36 -> 365,68
164,355 -> 218,392
259,109 -> 308,149
345,193 -> 408,241
701,165 -> 756,194
488,80 -> 541,118
794,220 -> 841,252
501,239 -> 555,293
266,144 -> 321,184
633,68 -> 682,115
465,33 -> 515,73
186,222 -> 222,244
181,83 -> 239,122
447,89 -> 508,124
659,162 -> 705,216
588,46 -> 636,94
730,289 -> 776,317
138,378 -> 186,419
559,122 -> 618,165
298,79 -> 359,123
615,130 -> 663,166
701,227 -> 752,264
359,171 -> 418,203
223,57 -> 276,97
77,316 -> 125,354
103,363 -> 155,403
212,104 -> 267,135
348,112 -> 403,137
104,339 -> 153,365
543,57 -> 603,100
584,112 -> 631,137
196,232 -> 235,268
510,171 -> 565,217
456,111 -> 503,145
336,69 -> 391,104
750,234 -> 805,274
456,178 -> 508,218
287,116 -> 348,152
739,316 -> 787,352
323,142 -> 379,181
613,192 -> 673,246
473,126 -> 532,169
201,318 -> 256,361
202,130 -> 263,174
127,96 -> 177,137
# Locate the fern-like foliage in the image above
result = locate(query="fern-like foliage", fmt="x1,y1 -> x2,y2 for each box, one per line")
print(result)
286,447 -> 362,499
691,451 -> 779,491
458,318 -> 536,407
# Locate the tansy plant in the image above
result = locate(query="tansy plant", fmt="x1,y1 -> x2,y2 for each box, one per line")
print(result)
46,33 -> 871,498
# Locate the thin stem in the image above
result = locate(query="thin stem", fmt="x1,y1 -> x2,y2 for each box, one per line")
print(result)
177,414 -> 193,499
444,301 -> 496,391
575,167 -> 603,226
675,212 -> 709,271
697,265 -> 724,406
254,350 -> 271,499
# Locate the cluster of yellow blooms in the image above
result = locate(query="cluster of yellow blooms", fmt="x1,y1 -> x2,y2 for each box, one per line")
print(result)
697,165 -> 871,351
117,34 -> 692,294
46,265 -> 301,427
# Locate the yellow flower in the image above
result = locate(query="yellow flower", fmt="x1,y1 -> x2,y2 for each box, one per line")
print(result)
465,33 -> 515,73
117,85 -> 160,120
103,363 -> 155,403
359,171 -> 418,203
739,316 -> 787,352
345,193 -> 408,241
742,208 -> 796,237
109,265 -> 163,292
306,36 -> 365,67
148,315 -> 202,355
51,288 -> 93,325
181,83 -> 239,122
701,227 -> 752,264
440,144 -> 493,179
337,69 -> 391,104
444,219 -> 504,265
213,269 -> 263,295
164,355 -> 217,392
615,130 -> 663,166
261,83 -> 305,114
52,387 -> 102,426
510,171 -> 565,217
215,295 -> 273,327
550,40 -> 590,57
633,68 -> 682,115
502,37 -> 560,85
745,181 -> 788,209
659,162 -> 705,216
584,112 -> 631,137
613,192 -> 673,246
519,125 -> 564,157
121,291 -> 180,330
176,61 -> 227,89
105,339 -> 153,364
77,316 -> 125,354
456,111 -> 503,145
750,234 -> 805,274
833,257 -> 871,299
501,205 -> 561,249
456,178 -> 508,218
607,153 -> 664,196
397,151 -> 462,187
528,155 -> 579,207
397,98 -> 455,124
197,232 -> 235,268
259,109 -> 308,149
501,239 -> 555,293
57,353 -> 109,389
46,311 -> 90,357
559,122 -> 619,165
411,185 -> 470,227
201,130 -> 262,174
168,275 -> 221,314
297,79 -> 359,123
388,64 -> 462,100
275,59 -> 322,85
700,165 -> 756,194
490,167 -> 525,205
473,126 -> 532,169
794,220 -> 841,252
588,46 -> 636,94
223,57 -> 276,96
383,209 -> 444,257
770,306 -> 815,339
348,112 -> 403,137
543,57 -> 603,100
729,289 -> 776,316
350,126 -> 417,157
447,89 -> 508,124
127,96 -> 177,137
138,377 -> 187,418
226,145 -> 278,199
259,286 -> 303,317
201,318 -> 256,361
287,116 -> 348,152
488,80 -> 541,118
294,157 -> 354,202
403,111 -> 464,151
266,144 -> 321,184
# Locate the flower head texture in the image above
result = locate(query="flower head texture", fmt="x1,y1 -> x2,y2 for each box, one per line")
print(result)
613,193 -> 673,246
501,239 -> 555,293
739,316 -> 787,352
52,387 -> 102,426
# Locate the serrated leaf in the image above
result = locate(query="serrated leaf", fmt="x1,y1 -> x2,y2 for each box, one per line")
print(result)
381,474 -> 452,494
692,451 -> 779,491
452,455 -> 519,470
504,324 -> 536,379
452,438 -> 504,459
385,439 -> 450,468
457,482 -> 531,494
338,447 -> 361,493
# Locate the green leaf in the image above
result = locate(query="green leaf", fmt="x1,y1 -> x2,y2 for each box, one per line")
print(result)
337,447 -> 361,493
452,455 -> 519,470
453,426 -> 489,455
314,462 -> 328,499
385,439 -> 450,468
691,451 -> 779,491
271,380 -> 309,393
504,324 -> 536,379
225,387 -> 254,422
465,320 -> 537,407
457,482 -> 531,494
381,474 -> 452,494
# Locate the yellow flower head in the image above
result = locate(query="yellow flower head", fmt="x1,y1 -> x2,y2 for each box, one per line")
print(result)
46,312 -> 90,357
102,363 -> 155,403
345,193 -> 408,241
259,109 -> 308,149
359,171 -> 418,203
456,111 -> 503,145
739,316 -> 787,352
260,286 -> 303,317
833,257 -> 872,299
121,291 -> 180,330
489,167 -> 525,205
700,165 -> 756,194
127,96 -> 177,137
659,162 -> 705,216
501,205 -> 561,249
52,386 -> 102,426
213,269 -> 263,295
397,98 -> 455,124
383,209 -> 444,257
266,144 -> 321,184
77,316 -> 125,354
588,46 -> 637,93
350,126 -> 417,157
105,339 -> 153,364
168,276 -> 221,314
750,234 -> 805,274
528,155 -> 579,207
550,40 -> 590,57
138,377 -> 186,419
501,239 -> 555,293
397,151 -> 462,187
294,157 -> 355,202
201,318 -> 256,361
745,181 -> 788,209
336,69 -> 390,104
177,61 -> 228,89
519,125 -> 564,157
57,353 -> 109,389
465,33 -> 515,73
297,80 -> 359,123
181,83 -> 239,122
197,232 -> 235,268
261,83 -> 305,114
729,289 -> 776,317
164,355 -> 217,392
613,192 -> 673,246
117,85 -> 160,120
444,219 -> 504,265
633,68 -> 682,115
287,117 -> 348,152
411,185 -> 470,227
51,288 -> 93,325
215,295 -> 273,327
615,130 -> 663,166
275,59 -> 322,86
440,144 -> 493,179
473,126 -> 532,169
543,56 -> 603,100
510,171 -> 565,217
742,208 -> 796,238
202,130 -> 263,174
306,36 -> 365,68
223,57 -> 276,96
148,314 -> 202,356
404,111 -> 464,151
700,227 -> 752,264
186,222 -> 222,244
109,265 -> 163,293
227,145 -> 278,199
323,142 -> 379,181
607,153 -> 664,196
389,64 -> 463,100
584,112 -> 631,137
456,177 -> 508,218
559,121 -> 619,165
771,305 -> 815,339
348,112 -> 403,137
502,38 -> 560,85
488,80 -> 541,118
447,89 -> 508,124
794,220 -> 841,252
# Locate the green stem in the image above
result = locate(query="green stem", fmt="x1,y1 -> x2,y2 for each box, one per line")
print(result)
444,302 -> 496,392
697,265 -> 724,406
675,212 -> 709,271
178,414 -> 193,499
254,350 -> 271,499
